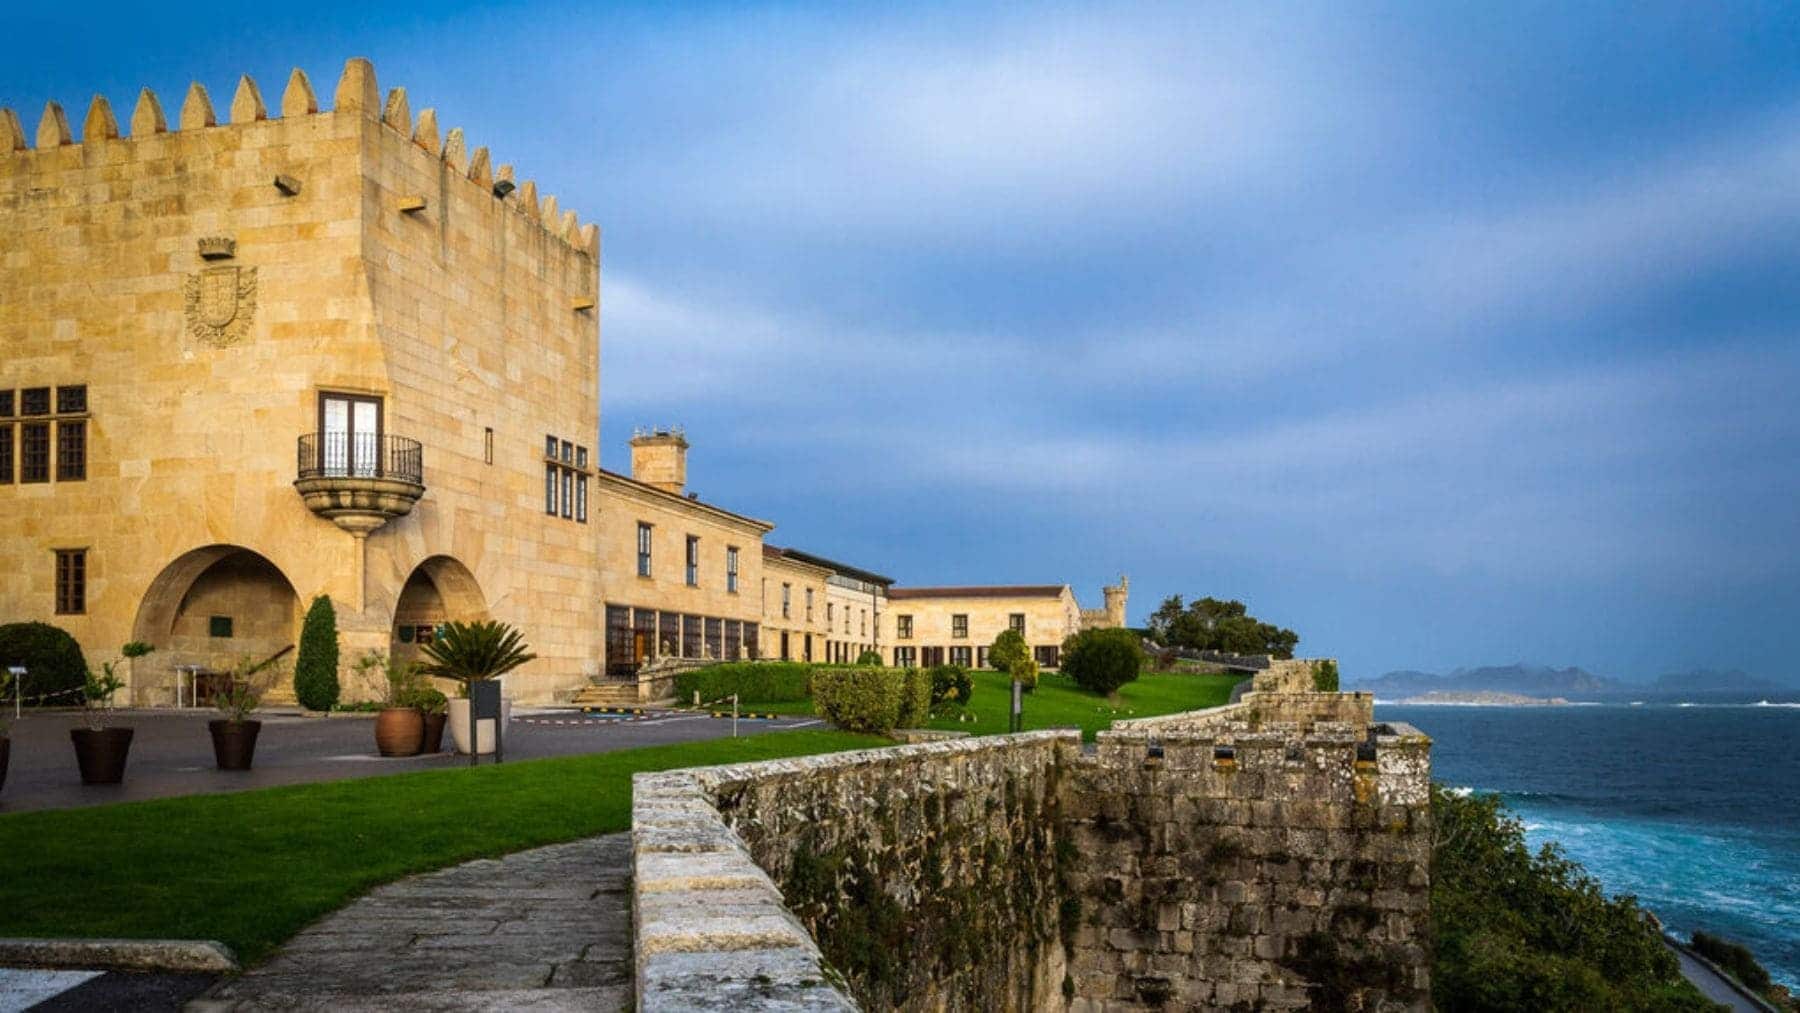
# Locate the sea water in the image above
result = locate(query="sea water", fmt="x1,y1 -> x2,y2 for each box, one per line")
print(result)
1378,702 -> 1800,989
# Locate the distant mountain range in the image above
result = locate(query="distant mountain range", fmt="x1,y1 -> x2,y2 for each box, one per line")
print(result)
1349,664 -> 1799,702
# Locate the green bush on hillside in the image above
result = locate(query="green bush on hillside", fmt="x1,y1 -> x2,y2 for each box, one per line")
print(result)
293,595 -> 340,712
1431,785 -> 1718,1012
1689,931 -> 1774,997
1061,628 -> 1143,695
674,662 -> 813,705
812,667 -> 929,734
928,664 -> 973,706
0,622 -> 87,704
1008,656 -> 1040,693
988,628 -> 1029,672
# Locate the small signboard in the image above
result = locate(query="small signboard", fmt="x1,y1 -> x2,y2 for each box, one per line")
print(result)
469,679 -> 504,766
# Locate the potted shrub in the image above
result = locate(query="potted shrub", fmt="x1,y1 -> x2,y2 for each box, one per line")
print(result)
70,657 -> 134,785
415,684 -> 449,753
364,651 -> 425,757
420,621 -> 535,756
209,655 -> 280,771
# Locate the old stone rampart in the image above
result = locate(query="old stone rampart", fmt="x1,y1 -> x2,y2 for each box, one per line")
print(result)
631,671 -> 1431,1012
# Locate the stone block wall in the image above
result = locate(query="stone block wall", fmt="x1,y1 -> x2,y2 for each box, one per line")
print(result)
707,733 -> 1077,1011
631,686 -> 1431,1012
1062,717 -> 1431,1011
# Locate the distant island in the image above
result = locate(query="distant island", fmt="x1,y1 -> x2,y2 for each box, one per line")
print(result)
1397,691 -> 1569,706
1352,663 -> 1800,703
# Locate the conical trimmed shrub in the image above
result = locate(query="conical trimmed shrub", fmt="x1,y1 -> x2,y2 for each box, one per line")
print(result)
294,594 -> 340,711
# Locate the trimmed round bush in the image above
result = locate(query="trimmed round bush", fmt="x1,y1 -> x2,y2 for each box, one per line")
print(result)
928,664 -> 973,706
988,628 -> 1029,673
294,594 -> 341,712
1061,627 -> 1143,696
0,622 -> 87,704
812,667 -> 929,734
1008,657 -> 1039,693
856,649 -> 882,666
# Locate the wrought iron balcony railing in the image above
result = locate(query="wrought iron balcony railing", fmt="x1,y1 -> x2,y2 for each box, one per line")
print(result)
296,432 -> 423,486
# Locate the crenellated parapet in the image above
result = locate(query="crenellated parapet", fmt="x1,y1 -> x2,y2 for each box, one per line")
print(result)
0,58 -> 597,258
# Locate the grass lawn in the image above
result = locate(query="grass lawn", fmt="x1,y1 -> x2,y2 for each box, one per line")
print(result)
0,729 -> 878,965
704,669 -> 1243,740
929,668 -> 1243,739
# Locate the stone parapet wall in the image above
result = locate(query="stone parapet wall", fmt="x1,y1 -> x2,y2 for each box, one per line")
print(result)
1063,719 -> 1431,1011
630,700 -> 1431,1011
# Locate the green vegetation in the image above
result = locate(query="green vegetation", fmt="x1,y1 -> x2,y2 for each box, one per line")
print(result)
1431,785 -> 1720,1011
0,622 -> 87,703
855,648 -> 882,666
930,667 -> 1237,740
1061,627 -> 1144,695
1147,594 -> 1299,659
1312,659 -> 1339,693
0,729 -> 878,964
1008,656 -> 1040,692
419,620 -> 537,688
812,667 -> 929,734
988,627 -> 1030,674
293,595 -> 340,712
927,664 -> 973,709
1690,931 -> 1793,1008
674,661 -> 814,705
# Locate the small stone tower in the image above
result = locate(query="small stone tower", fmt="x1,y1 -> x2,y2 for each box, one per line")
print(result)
1103,574 -> 1129,627
630,427 -> 688,495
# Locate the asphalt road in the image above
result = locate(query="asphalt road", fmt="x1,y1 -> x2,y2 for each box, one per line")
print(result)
0,707 -> 821,814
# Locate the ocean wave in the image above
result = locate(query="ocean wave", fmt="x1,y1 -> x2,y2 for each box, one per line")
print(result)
1755,700 -> 1800,708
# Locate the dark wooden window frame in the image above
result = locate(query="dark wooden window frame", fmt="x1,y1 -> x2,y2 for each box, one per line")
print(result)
54,548 -> 86,615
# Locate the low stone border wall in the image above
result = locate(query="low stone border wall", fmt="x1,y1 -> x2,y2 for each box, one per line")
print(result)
631,732 -> 1077,1010
0,937 -> 239,973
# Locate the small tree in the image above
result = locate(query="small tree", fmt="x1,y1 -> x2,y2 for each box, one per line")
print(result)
1061,628 -> 1143,696
418,620 -> 536,693
856,648 -> 883,666
988,628 -> 1029,673
294,595 -> 340,712
1008,656 -> 1039,693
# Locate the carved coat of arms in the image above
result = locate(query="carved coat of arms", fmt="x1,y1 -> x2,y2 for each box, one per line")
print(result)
184,266 -> 258,347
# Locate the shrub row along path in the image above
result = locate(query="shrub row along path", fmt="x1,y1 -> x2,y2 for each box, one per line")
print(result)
193,834 -> 633,1011
0,707 -> 820,813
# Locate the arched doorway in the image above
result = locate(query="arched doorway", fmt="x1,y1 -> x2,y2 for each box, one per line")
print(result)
131,545 -> 301,705
390,556 -> 489,665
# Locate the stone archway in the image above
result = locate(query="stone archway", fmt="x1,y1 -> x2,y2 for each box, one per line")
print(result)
131,545 -> 302,706
390,555 -> 489,666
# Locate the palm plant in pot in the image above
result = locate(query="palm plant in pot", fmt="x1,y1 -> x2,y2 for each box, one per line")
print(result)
363,651 -> 425,757
70,649 -> 140,785
419,621 -> 535,756
209,654 -> 281,771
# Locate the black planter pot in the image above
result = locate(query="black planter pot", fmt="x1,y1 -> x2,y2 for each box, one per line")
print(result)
209,719 -> 262,771
0,736 -> 10,796
70,727 -> 134,785
421,712 -> 447,754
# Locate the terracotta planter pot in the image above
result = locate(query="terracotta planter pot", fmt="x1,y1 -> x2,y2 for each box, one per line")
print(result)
70,727 -> 134,785
420,712 -> 447,754
209,719 -> 262,770
374,707 -> 425,757
0,736 -> 9,796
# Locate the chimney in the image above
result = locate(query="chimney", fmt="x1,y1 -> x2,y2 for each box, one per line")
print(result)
630,427 -> 688,495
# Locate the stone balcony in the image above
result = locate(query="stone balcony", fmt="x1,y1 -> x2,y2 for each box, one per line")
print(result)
293,432 -> 425,537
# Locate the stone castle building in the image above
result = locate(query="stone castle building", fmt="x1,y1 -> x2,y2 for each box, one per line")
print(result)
0,59 -> 1127,704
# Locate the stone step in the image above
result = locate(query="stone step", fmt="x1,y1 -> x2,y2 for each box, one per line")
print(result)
570,684 -> 641,706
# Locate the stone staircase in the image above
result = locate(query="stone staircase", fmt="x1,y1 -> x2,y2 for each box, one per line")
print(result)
570,682 -> 642,708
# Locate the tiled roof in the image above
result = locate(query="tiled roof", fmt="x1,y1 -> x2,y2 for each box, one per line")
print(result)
886,585 -> 1068,600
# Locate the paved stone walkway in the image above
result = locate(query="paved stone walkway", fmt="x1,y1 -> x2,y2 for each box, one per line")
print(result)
194,835 -> 632,1011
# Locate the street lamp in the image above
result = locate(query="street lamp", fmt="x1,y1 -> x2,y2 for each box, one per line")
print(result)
6,666 -> 24,721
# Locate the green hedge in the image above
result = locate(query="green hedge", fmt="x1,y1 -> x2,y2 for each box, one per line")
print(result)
812,667 -> 930,734
0,622 -> 87,704
673,662 -> 813,705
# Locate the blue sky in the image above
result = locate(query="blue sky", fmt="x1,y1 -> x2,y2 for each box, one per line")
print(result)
7,2 -> 1798,681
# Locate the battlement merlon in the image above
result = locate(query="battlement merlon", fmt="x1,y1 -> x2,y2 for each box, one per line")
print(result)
0,58 -> 598,259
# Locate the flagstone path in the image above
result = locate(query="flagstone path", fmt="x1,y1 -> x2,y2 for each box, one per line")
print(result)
192,835 -> 632,1011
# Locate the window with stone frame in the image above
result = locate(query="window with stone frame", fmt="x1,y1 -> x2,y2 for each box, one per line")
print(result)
57,420 -> 85,481
726,546 -> 739,593
897,614 -> 913,639
0,423 -> 12,484
685,535 -> 699,586
950,646 -> 972,667
1009,613 -> 1026,636
55,548 -> 85,615
893,646 -> 916,667
952,613 -> 969,638
19,422 -> 49,483
781,583 -> 791,618
637,522 -> 653,577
